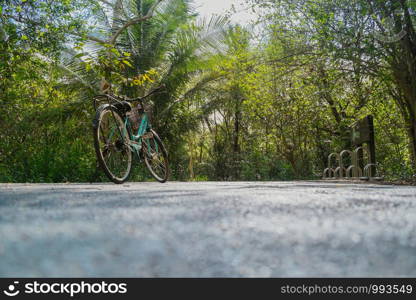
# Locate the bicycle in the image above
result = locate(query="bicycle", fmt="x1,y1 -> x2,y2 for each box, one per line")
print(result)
92,85 -> 169,184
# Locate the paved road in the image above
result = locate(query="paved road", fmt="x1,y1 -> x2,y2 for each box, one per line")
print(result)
0,181 -> 416,277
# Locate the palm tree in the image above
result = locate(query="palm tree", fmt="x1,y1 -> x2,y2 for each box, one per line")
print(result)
64,0 -> 227,114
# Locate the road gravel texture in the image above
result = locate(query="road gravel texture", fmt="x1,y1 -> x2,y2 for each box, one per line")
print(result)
0,181 -> 416,277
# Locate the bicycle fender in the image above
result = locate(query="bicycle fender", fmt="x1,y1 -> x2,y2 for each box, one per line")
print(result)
92,104 -> 117,129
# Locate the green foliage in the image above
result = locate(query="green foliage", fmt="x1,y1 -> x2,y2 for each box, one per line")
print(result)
0,0 -> 415,183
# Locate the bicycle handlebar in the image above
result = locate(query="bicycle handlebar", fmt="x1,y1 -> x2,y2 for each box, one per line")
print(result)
93,84 -> 165,110
124,84 -> 166,102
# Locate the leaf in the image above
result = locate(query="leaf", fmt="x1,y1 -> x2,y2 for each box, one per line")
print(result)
74,53 -> 86,59
122,60 -> 132,68
110,48 -> 120,56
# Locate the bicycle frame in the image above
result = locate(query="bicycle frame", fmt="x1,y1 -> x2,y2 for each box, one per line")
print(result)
94,91 -> 161,158
123,111 -> 158,157
93,85 -> 169,183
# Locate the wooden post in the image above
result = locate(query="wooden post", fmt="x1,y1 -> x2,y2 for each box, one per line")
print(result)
367,115 -> 376,177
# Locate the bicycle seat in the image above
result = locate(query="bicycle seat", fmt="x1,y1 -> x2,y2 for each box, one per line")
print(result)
114,101 -> 132,113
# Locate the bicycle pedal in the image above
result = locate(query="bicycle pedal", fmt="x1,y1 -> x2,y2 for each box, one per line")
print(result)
142,132 -> 154,139
128,140 -> 141,152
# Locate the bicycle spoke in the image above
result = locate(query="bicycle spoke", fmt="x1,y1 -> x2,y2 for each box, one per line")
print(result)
144,137 -> 167,179
153,163 -> 165,175
97,109 -> 131,181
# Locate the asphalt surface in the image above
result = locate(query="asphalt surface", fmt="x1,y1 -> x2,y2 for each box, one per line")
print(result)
0,181 -> 416,277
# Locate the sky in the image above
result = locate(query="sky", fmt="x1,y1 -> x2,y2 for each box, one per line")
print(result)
192,0 -> 255,25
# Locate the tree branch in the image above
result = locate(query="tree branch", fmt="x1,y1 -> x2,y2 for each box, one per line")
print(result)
84,34 -> 107,44
67,31 -> 108,44
5,13 -> 108,44
109,0 -> 162,44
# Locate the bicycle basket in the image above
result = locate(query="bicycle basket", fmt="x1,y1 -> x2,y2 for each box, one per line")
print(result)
126,106 -> 142,132
143,103 -> 153,122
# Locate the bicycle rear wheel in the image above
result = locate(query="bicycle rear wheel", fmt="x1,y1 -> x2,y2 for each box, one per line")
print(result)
93,105 -> 132,184
142,129 -> 169,183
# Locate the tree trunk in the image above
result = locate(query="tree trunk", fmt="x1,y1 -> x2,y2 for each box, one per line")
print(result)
395,0 -> 416,171
391,62 -> 416,172
406,110 -> 416,171
233,90 -> 242,179
188,136 -> 194,180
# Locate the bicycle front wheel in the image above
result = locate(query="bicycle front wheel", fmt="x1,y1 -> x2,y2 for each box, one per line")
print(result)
142,129 -> 169,183
93,105 -> 132,184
